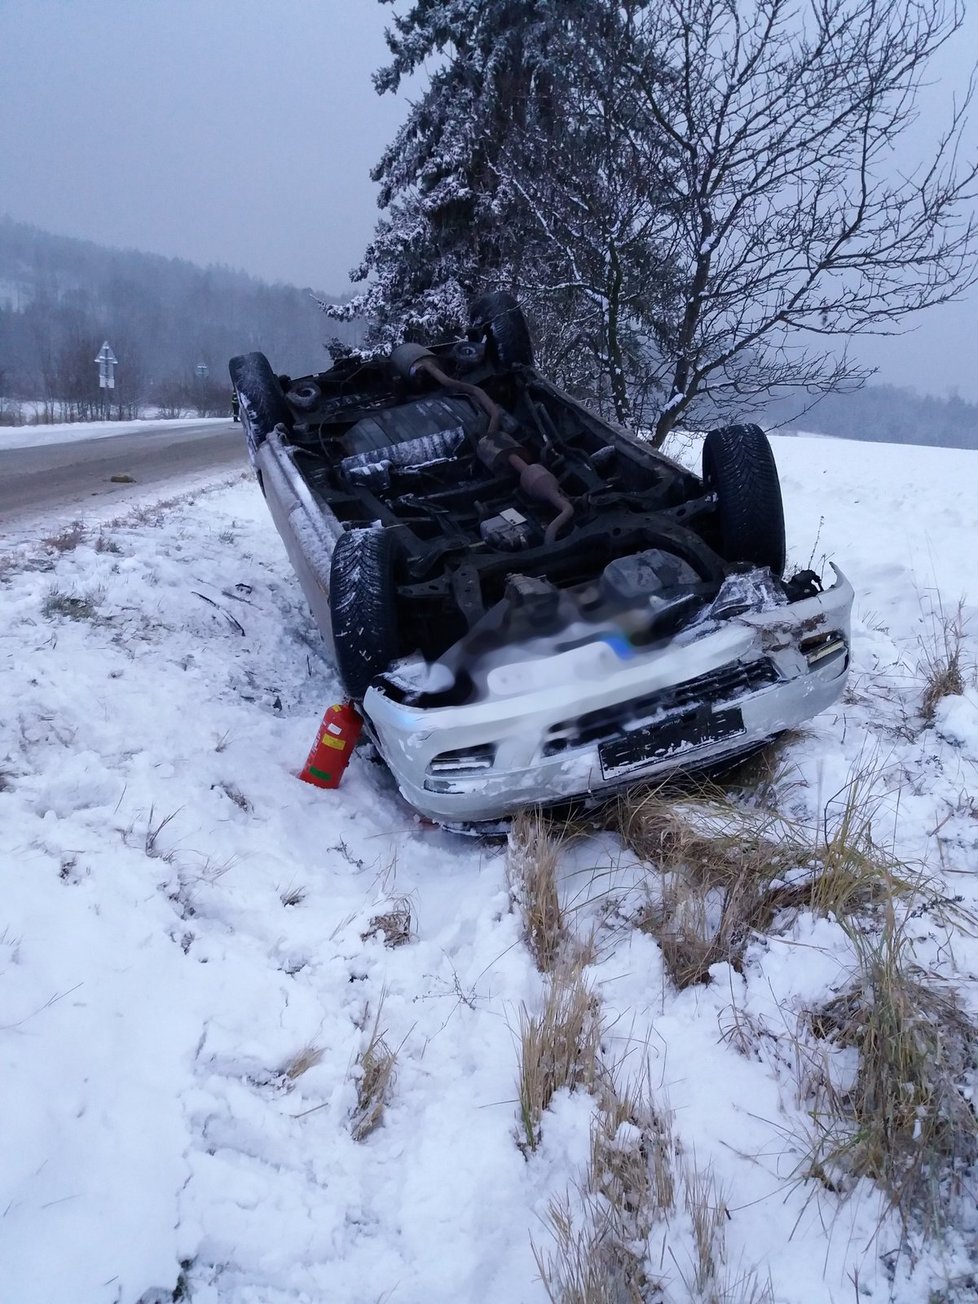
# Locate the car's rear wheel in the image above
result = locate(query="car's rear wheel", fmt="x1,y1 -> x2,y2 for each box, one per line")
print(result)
702,424 -> 786,575
228,352 -> 292,453
468,290 -> 534,369
329,528 -> 400,699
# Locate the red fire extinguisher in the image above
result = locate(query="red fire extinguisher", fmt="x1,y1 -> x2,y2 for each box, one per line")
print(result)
299,702 -> 363,789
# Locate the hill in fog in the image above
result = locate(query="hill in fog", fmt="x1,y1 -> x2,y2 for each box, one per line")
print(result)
0,216 -> 357,417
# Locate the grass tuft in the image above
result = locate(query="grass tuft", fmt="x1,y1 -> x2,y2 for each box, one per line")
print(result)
620,771 -> 922,988
280,1044 -> 324,1083
144,806 -> 182,860
534,1188 -> 655,1304
509,809 -> 571,972
592,1073 -> 676,1223
807,900 -> 978,1233
682,1163 -> 729,1297
217,781 -> 250,812
919,598 -> 968,724
672,1151 -> 773,1303
42,585 -> 105,622
42,521 -> 86,552
535,1071 -> 773,1303
361,898 -> 413,948
517,960 -> 600,1152
351,1004 -> 398,1142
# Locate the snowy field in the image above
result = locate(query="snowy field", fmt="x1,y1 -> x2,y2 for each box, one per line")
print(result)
1,433 -> 977,1304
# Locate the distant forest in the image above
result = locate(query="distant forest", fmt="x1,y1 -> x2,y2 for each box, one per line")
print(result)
0,217 -> 358,421
1,215 -> 976,447
764,384 -> 978,450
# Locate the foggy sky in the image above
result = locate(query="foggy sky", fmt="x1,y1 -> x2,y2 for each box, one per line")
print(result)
1,0 -> 976,401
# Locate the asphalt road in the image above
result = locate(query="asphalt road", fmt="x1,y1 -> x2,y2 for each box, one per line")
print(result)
0,421 -> 246,525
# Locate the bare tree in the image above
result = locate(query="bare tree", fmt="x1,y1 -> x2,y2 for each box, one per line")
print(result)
627,0 -> 978,444
53,330 -> 103,421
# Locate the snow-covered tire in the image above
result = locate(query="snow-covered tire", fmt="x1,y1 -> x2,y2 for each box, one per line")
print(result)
228,353 -> 292,460
702,424 -> 786,576
468,290 -> 534,369
329,528 -> 400,699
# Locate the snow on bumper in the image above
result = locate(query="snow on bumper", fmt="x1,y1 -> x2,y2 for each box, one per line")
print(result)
363,568 -> 853,824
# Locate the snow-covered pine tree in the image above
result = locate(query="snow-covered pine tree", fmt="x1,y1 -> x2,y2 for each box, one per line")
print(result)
497,4 -> 681,425
326,0 -> 593,350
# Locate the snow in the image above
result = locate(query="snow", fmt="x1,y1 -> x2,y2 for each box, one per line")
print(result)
1,432 -> 977,1303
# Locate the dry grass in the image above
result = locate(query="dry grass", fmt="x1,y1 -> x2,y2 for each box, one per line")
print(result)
534,1073 -> 672,1303
527,749 -> 977,1292
509,809 -> 571,971
144,805 -> 181,860
279,1044 -> 324,1083
592,1075 -> 676,1224
279,884 -> 307,907
806,900 -> 978,1233
218,781 -> 251,812
681,1164 -> 730,1298
717,1000 -> 782,1064
534,1189 -> 655,1304
351,1004 -> 398,1142
919,598 -> 968,724
671,1152 -> 773,1303
635,878 -> 727,990
535,1071 -> 773,1304
361,898 -> 413,948
517,961 -> 601,1153
42,585 -> 105,622
621,772 -> 922,988
42,521 -> 86,552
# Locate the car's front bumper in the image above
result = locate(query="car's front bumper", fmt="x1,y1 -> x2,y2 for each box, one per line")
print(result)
363,568 -> 853,824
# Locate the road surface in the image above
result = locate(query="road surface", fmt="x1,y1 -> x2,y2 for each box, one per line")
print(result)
0,421 -> 245,524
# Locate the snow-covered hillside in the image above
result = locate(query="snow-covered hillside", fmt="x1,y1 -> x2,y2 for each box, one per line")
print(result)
1,435 -> 977,1304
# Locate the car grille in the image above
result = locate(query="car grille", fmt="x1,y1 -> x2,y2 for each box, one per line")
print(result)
541,658 -> 780,757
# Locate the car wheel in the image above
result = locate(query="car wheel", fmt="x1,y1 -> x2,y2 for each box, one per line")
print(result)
228,352 -> 292,455
468,290 -> 534,369
286,380 -> 321,411
702,424 -> 786,575
329,528 -> 400,699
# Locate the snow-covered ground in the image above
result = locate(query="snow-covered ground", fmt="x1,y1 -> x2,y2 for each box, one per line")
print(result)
1,433 -> 977,1304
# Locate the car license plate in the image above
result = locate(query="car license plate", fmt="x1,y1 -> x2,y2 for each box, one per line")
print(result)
598,707 -> 746,780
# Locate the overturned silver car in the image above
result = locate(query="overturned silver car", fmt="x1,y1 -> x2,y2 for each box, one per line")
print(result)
230,291 -> 851,824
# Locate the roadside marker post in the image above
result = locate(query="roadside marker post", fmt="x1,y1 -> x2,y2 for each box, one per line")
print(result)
95,341 -> 118,419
